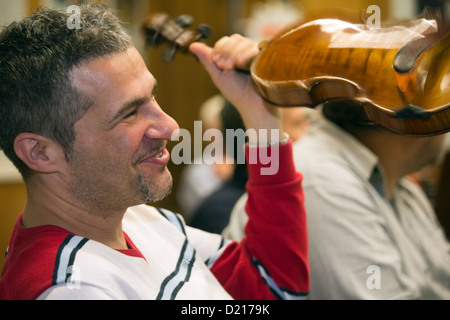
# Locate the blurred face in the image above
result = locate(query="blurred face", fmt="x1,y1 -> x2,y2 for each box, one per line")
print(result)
67,47 -> 179,214
407,134 -> 446,174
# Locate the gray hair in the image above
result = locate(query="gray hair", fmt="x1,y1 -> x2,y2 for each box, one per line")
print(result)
0,3 -> 133,180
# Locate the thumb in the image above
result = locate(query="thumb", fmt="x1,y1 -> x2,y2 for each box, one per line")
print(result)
189,42 -> 221,81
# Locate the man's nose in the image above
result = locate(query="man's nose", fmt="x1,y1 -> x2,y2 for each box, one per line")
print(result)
143,102 -> 180,141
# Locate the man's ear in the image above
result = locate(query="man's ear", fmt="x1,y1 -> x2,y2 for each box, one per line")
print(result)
14,133 -> 65,174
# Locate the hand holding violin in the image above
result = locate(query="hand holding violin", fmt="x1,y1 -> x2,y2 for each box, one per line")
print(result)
190,35 -> 285,145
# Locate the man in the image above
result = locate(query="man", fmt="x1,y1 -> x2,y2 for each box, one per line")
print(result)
288,109 -> 449,299
0,4 -> 309,300
226,105 -> 450,299
224,64 -> 450,299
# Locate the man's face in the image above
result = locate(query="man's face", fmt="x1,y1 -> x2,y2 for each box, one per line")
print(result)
66,47 -> 179,214
409,134 -> 447,173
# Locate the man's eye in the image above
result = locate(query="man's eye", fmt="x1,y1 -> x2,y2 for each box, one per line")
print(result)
124,109 -> 138,119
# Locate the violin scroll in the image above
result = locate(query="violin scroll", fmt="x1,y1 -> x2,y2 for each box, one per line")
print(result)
141,12 -> 210,63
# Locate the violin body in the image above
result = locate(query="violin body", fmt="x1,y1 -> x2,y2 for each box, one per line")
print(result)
251,18 -> 450,136
142,11 -> 450,137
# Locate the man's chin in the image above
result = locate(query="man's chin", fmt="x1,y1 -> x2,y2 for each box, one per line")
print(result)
145,185 -> 173,204
138,171 -> 173,204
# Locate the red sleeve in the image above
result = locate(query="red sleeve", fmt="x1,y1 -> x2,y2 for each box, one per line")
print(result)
210,140 -> 309,300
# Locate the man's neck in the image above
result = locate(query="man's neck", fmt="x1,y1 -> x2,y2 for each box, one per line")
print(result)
21,179 -> 129,250
346,127 -> 420,199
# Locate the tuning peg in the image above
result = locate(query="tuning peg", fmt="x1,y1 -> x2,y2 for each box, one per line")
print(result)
148,31 -> 164,47
175,14 -> 194,28
197,24 -> 211,39
162,44 -> 178,63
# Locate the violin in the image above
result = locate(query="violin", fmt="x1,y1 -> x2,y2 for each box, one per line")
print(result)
141,11 -> 450,137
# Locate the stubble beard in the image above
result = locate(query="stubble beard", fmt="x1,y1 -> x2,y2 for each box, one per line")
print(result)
67,157 -> 173,217
137,166 -> 173,204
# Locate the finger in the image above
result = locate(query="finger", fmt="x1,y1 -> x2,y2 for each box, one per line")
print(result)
189,42 -> 221,80
212,34 -> 259,70
234,37 -> 260,69
212,36 -> 237,70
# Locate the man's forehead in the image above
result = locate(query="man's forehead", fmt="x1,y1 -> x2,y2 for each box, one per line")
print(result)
70,47 -> 156,94
70,63 -> 110,92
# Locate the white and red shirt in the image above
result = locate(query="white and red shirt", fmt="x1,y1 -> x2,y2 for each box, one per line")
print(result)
0,142 -> 309,300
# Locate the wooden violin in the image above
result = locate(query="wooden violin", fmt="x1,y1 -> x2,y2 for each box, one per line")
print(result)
141,11 -> 450,137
